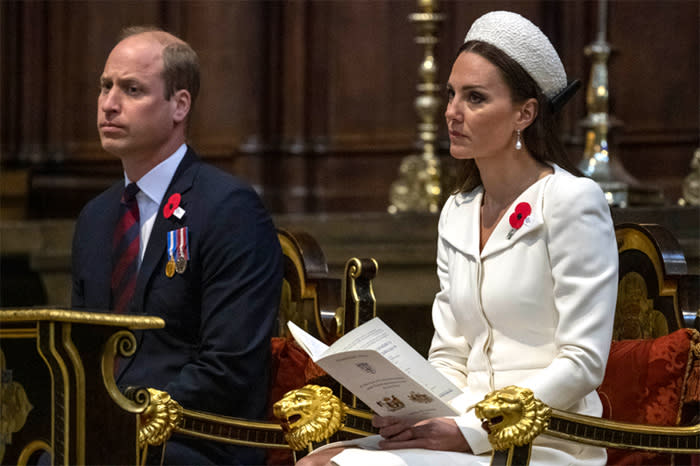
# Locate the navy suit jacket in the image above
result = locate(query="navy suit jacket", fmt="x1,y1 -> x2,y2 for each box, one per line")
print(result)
72,147 -> 283,465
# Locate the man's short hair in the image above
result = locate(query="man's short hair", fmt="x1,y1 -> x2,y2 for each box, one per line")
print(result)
119,26 -> 200,109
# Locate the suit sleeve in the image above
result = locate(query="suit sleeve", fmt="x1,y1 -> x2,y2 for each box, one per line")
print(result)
162,187 -> 283,417
518,176 -> 617,408
71,211 -> 86,308
428,199 -> 471,389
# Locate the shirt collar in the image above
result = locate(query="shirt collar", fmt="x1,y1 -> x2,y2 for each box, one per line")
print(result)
124,144 -> 188,206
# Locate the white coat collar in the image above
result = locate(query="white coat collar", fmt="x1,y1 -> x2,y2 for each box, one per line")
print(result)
440,164 -> 563,260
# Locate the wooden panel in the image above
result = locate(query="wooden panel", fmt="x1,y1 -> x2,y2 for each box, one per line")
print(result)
183,1 -> 265,155
1,0 -> 697,217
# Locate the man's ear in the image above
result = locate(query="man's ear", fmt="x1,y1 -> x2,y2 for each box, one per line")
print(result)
516,97 -> 538,129
172,89 -> 191,124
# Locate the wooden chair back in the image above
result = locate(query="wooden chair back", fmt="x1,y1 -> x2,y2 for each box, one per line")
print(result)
614,222 -> 698,338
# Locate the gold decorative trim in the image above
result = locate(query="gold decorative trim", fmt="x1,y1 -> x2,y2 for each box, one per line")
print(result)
616,229 -> 675,296
345,406 -> 373,421
0,348 -> 34,464
367,259 -> 378,313
347,259 -> 362,280
46,322 -> 72,463
101,330 -> 150,414
278,235 -> 309,299
177,408 -> 290,449
62,324 -> 85,465
341,426 -> 374,437
273,384 -> 345,450
478,386 -> 700,454
343,258 -> 378,330
278,231 -> 327,341
184,408 -> 285,430
17,440 -> 51,466
178,429 -> 290,450
35,323 -> 56,464
0,309 -> 164,330
616,228 -> 682,330
0,327 -> 37,339
139,388 -> 183,449
550,407 -> 700,436
545,408 -> 700,453
475,386 -> 551,451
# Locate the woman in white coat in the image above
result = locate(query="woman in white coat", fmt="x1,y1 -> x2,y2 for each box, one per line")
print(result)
299,11 -> 618,466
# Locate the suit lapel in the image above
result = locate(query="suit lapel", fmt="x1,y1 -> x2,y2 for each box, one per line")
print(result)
440,175 -> 551,261
97,183 -> 124,310
480,175 -> 550,259
132,149 -> 199,314
116,150 -> 200,381
440,189 -> 483,259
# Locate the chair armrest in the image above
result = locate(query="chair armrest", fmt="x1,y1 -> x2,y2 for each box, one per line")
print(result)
475,386 -> 700,466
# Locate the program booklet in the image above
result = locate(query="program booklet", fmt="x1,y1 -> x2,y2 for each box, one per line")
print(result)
287,317 -> 466,422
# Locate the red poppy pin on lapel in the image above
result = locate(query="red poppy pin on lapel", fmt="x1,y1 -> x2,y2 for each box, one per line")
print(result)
163,193 -> 186,220
507,202 -> 531,239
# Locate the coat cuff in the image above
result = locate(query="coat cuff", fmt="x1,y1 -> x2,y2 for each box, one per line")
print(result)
452,412 -> 492,455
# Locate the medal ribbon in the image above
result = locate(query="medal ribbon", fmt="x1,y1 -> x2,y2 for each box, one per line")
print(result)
167,230 -> 177,261
177,227 -> 189,261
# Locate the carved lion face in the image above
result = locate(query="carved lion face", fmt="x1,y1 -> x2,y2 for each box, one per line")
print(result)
474,385 -> 551,451
273,384 -> 344,451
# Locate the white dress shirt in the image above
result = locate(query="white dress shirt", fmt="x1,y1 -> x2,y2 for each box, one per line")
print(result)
124,143 -> 187,265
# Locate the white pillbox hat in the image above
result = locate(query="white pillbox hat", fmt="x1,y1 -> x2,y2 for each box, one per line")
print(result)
465,11 -> 567,99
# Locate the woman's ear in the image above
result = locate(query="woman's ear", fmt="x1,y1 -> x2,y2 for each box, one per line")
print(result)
516,97 -> 538,129
172,89 -> 192,124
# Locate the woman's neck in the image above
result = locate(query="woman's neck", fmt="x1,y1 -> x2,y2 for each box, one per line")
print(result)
478,151 -> 550,210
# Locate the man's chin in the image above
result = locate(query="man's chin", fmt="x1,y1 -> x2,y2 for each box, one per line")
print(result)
99,138 -> 128,157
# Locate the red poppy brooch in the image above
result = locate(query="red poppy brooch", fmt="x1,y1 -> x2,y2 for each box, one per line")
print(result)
507,202 -> 531,239
163,193 -> 186,220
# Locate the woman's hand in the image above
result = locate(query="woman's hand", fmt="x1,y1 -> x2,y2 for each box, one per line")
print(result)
373,415 -> 471,453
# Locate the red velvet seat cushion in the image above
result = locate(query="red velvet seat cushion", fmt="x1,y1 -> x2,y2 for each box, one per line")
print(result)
267,336 -> 327,465
597,328 -> 700,465
269,336 -> 326,409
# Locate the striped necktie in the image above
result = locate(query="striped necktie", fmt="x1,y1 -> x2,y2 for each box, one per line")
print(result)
111,182 -> 140,314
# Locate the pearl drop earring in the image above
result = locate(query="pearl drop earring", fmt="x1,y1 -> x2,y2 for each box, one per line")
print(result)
515,129 -> 522,150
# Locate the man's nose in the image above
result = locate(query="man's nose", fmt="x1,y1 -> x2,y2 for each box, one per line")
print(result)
100,88 -> 120,113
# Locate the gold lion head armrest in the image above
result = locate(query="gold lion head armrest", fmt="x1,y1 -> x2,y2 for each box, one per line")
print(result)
474,386 -> 551,452
476,385 -> 700,466
273,384 -> 346,450
133,384 -> 368,455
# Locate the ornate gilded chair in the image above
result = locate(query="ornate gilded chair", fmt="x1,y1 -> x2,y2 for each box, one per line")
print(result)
476,223 -> 700,466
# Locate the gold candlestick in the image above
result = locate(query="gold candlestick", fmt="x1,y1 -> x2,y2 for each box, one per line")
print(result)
578,0 -> 662,206
388,0 -> 444,214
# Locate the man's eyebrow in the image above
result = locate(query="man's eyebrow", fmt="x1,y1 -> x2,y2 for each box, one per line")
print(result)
100,76 -> 144,87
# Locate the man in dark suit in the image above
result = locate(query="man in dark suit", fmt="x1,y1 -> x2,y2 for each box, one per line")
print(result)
71,26 -> 283,465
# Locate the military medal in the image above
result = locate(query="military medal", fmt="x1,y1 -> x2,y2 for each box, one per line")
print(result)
166,230 -> 177,278
175,254 -> 187,274
174,226 -> 189,274
165,258 -> 176,277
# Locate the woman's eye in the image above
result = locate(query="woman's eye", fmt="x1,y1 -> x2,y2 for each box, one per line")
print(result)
468,93 -> 484,104
446,88 -> 455,101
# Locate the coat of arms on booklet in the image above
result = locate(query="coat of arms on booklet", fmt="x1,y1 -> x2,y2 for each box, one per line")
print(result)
287,317 -> 465,422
